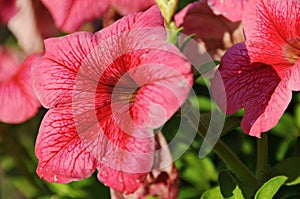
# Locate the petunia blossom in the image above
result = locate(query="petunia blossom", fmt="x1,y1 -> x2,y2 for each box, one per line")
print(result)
33,6 -> 192,193
0,47 -> 40,124
207,0 -> 248,22
211,0 -> 300,137
175,0 -> 244,60
110,132 -> 179,199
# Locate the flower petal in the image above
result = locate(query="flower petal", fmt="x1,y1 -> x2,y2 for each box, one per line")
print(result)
32,32 -> 95,108
41,0 -> 110,32
72,109 -> 154,193
0,53 -> 40,124
208,0 -> 248,22
130,61 -> 192,128
35,107 -> 97,183
98,164 -> 148,194
211,43 -> 292,137
94,5 -> 164,42
33,6 -> 164,109
110,132 -> 179,199
111,0 -> 155,16
288,60 -> 300,91
243,0 -> 300,69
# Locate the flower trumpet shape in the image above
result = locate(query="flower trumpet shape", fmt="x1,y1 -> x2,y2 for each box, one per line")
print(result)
32,6 -> 192,193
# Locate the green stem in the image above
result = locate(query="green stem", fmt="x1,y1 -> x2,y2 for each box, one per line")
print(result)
183,102 -> 257,185
256,133 -> 268,184
165,21 -> 178,44
213,139 -> 257,185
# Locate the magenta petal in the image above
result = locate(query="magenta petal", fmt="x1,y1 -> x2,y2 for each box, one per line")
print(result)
41,0 -> 110,32
35,107 -> 97,183
0,51 -> 40,124
211,43 -> 292,137
32,32 -> 95,108
208,0 -> 248,22
111,0 -> 155,16
243,0 -> 300,68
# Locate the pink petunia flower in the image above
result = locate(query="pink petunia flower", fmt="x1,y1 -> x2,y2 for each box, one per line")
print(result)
0,47 -> 40,123
0,0 -> 17,23
32,6 -> 192,193
207,0 -> 248,22
175,0 -> 244,60
211,0 -> 300,137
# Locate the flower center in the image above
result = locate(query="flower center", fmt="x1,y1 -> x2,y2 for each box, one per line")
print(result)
129,88 -> 139,104
284,38 -> 300,64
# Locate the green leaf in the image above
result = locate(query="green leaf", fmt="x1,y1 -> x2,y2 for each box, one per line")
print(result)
200,187 -> 224,199
178,188 -> 201,199
286,176 -> 300,186
147,196 -> 160,199
254,176 -> 288,199
181,153 -> 218,191
270,157 -> 300,185
219,171 -> 244,199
